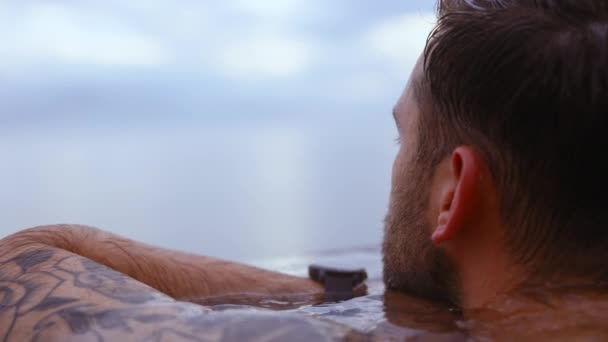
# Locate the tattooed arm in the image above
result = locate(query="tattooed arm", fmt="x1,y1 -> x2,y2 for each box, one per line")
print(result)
0,234 -> 358,342
5,225 -> 323,305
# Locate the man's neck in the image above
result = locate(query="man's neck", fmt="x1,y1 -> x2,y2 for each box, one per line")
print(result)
455,241 -> 524,309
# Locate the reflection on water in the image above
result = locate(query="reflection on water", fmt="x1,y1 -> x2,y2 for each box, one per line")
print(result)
245,248 -> 608,341
202,247 -> 466,341
204,291 -> 465,341
292,289 -> 464,341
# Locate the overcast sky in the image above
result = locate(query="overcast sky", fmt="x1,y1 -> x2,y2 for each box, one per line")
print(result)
0,1 -> 439,258
0,0 -> 436,129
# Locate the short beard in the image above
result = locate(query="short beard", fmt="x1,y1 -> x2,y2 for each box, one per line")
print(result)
382,159 -> 460,307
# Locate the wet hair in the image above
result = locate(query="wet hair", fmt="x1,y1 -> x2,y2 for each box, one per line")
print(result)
415,0 -> 608,276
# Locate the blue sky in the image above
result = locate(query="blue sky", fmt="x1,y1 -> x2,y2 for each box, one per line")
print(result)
0,0 -> 436,129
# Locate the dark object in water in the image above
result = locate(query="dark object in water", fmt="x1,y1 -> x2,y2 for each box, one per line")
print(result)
308,264 -> 367,302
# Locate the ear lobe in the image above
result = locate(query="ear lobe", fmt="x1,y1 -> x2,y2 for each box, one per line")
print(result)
432,147 -> 480,246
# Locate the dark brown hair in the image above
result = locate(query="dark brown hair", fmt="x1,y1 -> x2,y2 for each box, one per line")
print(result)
416,0 -> 608,276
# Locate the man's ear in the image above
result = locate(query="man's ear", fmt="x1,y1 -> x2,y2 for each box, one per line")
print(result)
432,147 -> 481,245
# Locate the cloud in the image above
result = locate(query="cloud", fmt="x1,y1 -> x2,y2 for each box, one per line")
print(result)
212,34 -> 318,79
0,1 -> 438,117
204,0 -> 322,79
364,12 -> 436,71
0,3 -> 169,67
322,71 -> 393,104
0,1 -> 322,78
227,0 -> 308,18
310,12 -> 436,104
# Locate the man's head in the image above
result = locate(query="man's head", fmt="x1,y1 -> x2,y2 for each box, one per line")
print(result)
383,0 -> 608,308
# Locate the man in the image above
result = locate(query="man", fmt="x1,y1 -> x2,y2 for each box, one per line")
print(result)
383,0 -> 608,338
2,0 -> 608,340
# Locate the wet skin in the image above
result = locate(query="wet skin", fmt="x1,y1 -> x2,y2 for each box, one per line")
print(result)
3,224 -> 608,341
0,225 -> 460,341
0,225 -> 358,341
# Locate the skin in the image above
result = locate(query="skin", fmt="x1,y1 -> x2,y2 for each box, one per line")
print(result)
12,225 -> 326,305
0,225 -> 369,341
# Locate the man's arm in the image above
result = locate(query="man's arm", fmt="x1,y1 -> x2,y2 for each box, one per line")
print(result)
0,233 -> 359,341
7,225 -> 323,306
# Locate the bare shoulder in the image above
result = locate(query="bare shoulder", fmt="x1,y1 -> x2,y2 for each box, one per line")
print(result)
0,238 -> 205,341
0,233 -> 364,342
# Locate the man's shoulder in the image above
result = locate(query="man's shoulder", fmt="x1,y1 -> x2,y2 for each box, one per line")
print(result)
0,240 -> 196,341
0,234 -> 364,342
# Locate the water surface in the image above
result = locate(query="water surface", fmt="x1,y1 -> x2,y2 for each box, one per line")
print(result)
0,118 -> 396,262
215,247 -> 465,341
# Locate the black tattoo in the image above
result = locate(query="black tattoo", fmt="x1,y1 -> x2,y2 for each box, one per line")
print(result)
0,249 -> 183,342
55,257 -> 158,304
0,249 -> 364,342
0,265 -> 65,341
12,250 -> 53,273
33,297 -> 79,311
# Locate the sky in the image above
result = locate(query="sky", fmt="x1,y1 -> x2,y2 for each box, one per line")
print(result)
0,0 -> 436,128
0,1 -> 437,261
